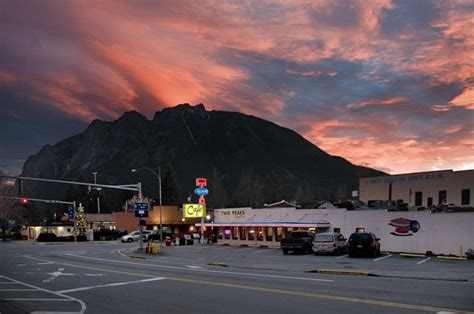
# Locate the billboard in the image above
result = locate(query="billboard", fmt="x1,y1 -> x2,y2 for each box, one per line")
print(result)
183,203 -> 206,218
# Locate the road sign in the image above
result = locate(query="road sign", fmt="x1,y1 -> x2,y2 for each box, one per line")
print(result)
67,206 -> 75,221
183,203 -> 206,218
194,187 -> 209,196
134,202 -> 149,218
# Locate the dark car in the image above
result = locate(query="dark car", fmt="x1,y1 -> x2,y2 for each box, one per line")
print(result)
347,232 -> 380,257
145,229 -> 173,242
280,230 -> 315,255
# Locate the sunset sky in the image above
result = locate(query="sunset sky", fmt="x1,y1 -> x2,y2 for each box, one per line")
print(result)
1,0 -> 473,175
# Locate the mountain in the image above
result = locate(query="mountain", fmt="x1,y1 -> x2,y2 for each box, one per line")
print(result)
21,104 -> 384,211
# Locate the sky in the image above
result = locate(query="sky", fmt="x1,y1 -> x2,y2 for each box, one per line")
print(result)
0,0 -> 473,176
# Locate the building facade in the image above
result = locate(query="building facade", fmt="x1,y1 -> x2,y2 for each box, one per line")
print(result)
359,169 -> 473,209
114,205 -> 201,238
202,207 -> 474,256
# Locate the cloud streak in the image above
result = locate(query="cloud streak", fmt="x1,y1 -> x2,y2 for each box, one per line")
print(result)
0,0 -> 473,174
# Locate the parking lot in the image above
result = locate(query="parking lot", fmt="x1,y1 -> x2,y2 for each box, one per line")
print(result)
1,241 -> 474,313
120,242 -> 474,281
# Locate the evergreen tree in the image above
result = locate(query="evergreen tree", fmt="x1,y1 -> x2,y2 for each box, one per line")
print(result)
208,168 -> 227,208
75,203 -> 88,236
161,165 -> 180,205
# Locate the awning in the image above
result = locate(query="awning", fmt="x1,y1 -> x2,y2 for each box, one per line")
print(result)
195,222 -> 331,228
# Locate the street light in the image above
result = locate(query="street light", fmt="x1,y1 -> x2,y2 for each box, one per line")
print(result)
131,167 -> 163,245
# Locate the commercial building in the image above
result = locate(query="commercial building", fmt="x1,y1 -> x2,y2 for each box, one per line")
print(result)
359,169 -> 473,209
202,206 -> 474,256
114,205 -> 201,237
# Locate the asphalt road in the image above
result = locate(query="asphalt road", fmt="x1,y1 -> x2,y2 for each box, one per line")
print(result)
1,241 -> 473,314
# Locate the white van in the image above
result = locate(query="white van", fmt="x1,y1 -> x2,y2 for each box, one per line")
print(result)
312,232 -> 347,255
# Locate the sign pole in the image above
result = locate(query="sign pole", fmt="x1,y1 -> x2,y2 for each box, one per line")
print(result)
73,200 -> 77,243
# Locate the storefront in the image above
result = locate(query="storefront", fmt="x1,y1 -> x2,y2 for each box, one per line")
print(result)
198,207 -> 330,246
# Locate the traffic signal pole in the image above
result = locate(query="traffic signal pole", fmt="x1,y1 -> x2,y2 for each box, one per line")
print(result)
1,175 -> 143,247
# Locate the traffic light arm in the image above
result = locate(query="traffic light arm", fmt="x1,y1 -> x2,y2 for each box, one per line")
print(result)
0,195 -> 74,205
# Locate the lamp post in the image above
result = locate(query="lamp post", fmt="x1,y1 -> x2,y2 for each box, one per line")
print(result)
131,167 -> 163,245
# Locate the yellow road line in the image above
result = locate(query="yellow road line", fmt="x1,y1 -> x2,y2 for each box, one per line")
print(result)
25,256 -> 472,314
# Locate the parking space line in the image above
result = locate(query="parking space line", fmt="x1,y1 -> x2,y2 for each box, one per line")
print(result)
56,277 -> 165,294
374,254 -> 392,262
416,257 -> 431,265
337,255 -> 348,259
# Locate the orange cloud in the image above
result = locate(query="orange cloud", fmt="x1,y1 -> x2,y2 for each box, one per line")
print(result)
449,87 -> 474,110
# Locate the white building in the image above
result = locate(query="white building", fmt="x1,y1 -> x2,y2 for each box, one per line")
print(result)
201,206 -> 474,256
359,169 -> 473,209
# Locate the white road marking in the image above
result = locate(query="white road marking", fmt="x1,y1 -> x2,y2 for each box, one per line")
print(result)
0,289 -> 38,291
374,254 -> 392,262
3,298 -> 76,302
84,273 -> 104,277
253,249 -> 268,254
337,255 -> 348,259
60,254 -> 334,283
0,282 -> 19,284
43,269 -> 76,283
0,275 -> 86,313
56,277 -> 165,294
37,262 -> 55,265
16,264 -> 27,267
185,265 -> 204,269
417,257 -> 432,265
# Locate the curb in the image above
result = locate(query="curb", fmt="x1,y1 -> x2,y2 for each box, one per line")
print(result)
208,262 -> 229,267
400,253 -> 427,258
117,249 -> 147,259
437,256 -> 467,261
308,269 -> 370,276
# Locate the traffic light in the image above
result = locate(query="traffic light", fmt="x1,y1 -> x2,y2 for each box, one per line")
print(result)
20,197 -> 29,206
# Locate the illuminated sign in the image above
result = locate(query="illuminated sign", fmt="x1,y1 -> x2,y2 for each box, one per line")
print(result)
183,203 -> 206,218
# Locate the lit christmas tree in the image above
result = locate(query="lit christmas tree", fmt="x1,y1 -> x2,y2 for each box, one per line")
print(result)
75,203 -> 87,237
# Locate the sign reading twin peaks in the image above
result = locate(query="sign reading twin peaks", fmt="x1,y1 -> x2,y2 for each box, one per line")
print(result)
183,204 -> 206,218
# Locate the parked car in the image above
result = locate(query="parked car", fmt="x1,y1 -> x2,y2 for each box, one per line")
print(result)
280,230 -> 315,255
145,229 -> 173,242
94,228 -> 128,241
121,230 -> 152,242
347,232 -> 380,257
312,232 -> 347,255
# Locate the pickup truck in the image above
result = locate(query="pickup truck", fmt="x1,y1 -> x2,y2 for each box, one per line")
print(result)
280,230 -> 315,255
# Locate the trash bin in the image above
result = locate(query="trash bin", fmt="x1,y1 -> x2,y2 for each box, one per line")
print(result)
165,236 -> 171,246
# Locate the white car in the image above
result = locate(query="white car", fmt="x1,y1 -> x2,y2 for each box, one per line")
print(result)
121,230 -> 152,242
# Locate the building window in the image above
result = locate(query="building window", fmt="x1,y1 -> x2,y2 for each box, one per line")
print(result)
265,228 -> 273,241
462,189 -> 470,205
224,228 -> 231,240
240,227 -> 246,240
257,227 -> 264,241
333,228 -> 341,233
275,228 -> 283,241
232,227 -> 239,240
248,228 -> 255,240
415,192 -> 422,207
